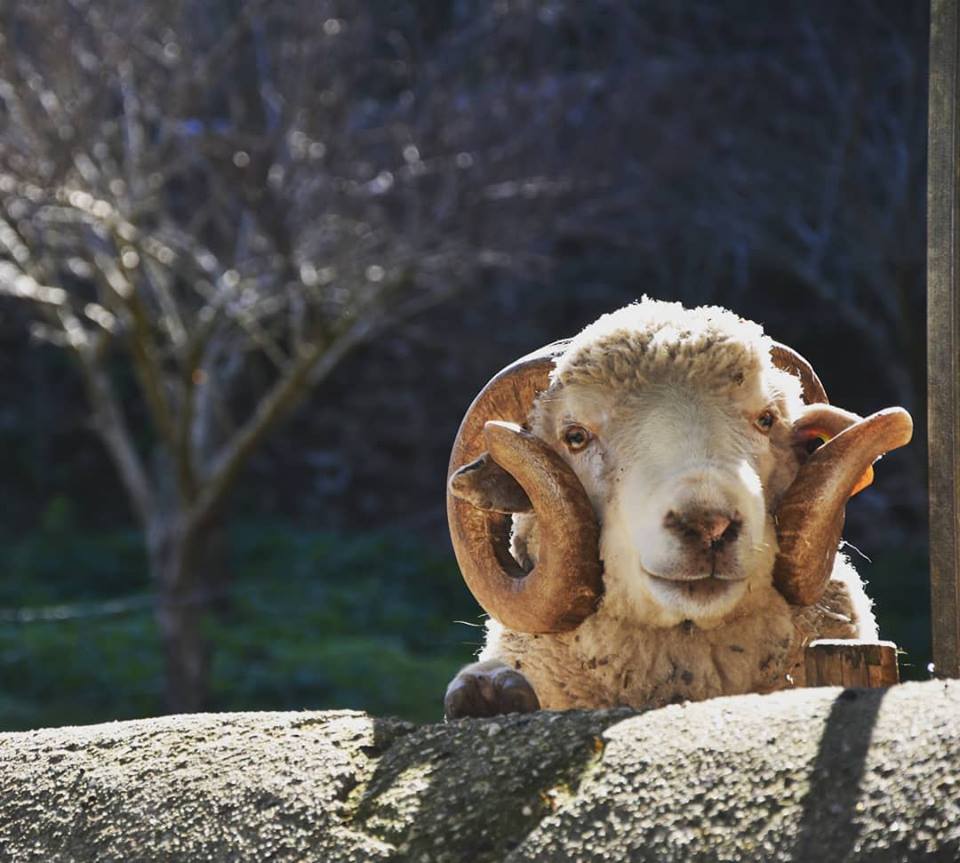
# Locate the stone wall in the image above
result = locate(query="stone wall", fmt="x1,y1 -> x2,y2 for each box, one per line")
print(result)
1,680 -> 958,861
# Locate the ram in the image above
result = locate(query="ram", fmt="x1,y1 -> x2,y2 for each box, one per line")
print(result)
444,299 -> 912,718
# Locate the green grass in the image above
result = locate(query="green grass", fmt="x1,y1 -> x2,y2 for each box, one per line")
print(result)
0,524 -> 484,731
0,521 -> 933,732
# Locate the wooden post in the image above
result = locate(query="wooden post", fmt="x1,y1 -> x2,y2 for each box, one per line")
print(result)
804,640 -> 899,688
928,0 -> 960,678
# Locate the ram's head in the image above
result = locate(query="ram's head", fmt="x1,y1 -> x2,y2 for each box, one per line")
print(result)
447,302 -> 912,633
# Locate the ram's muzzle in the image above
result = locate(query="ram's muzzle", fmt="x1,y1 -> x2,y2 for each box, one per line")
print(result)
447,340 -> 912,632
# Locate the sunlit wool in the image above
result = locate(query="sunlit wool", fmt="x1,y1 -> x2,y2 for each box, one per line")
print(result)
465,299 -> 876,710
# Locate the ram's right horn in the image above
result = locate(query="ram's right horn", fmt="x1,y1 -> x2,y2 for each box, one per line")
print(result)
446,342 -> 604,633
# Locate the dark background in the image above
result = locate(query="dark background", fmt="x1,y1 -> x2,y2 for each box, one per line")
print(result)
0,0 -> 930,728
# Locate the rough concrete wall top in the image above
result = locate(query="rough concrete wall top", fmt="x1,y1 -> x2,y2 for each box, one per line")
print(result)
1,680 -> 958,862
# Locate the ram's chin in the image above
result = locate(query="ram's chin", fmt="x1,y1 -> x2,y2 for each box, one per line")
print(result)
645,573 -> 748,623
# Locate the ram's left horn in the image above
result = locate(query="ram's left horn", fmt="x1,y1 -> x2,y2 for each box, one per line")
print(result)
774,407 -> 913,606
446,342 -> 604,633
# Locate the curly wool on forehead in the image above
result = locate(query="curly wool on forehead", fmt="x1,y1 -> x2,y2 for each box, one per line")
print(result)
553,298 -> 796,401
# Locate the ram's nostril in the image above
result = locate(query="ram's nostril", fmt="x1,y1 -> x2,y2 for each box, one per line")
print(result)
663,510 -> 680,531
718,519 -> 742,545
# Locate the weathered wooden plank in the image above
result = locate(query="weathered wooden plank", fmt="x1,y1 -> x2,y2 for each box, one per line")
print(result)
804,640 -> 899,688
928,0 -> 960,679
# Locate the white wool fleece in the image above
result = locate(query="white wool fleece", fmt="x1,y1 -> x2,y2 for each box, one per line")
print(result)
471,298 -> 879,710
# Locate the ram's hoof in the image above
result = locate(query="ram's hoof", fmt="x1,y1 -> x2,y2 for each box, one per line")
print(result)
444,666 -> 540,719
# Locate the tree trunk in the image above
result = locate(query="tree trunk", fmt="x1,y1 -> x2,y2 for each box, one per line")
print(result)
156,586 -> 210,714
148,515 -> 214,714
204,515 -> 234,618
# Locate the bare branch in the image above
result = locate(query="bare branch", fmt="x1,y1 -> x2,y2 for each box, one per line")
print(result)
190,314 -> 372,526
62,313 -> 156,522
87,251 -> 185,482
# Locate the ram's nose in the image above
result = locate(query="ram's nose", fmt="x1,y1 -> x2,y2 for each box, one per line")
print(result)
664,507 -> 742,551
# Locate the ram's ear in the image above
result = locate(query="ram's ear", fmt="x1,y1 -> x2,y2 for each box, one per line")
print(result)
790,405 -> 873,496
449,452 -> 533,513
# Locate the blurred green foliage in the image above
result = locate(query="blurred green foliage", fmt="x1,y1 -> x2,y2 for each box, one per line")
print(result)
0,523 -> 483,731
0,515 -> 932,732
0,495 -> 148,606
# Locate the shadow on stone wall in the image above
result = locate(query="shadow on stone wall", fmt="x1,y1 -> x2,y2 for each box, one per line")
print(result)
793,687 -> 889,860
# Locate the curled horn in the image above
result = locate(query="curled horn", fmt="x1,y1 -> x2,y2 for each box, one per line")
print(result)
446,342 -> 604,632
773,407 -> 913,605
448,337 -> 911,618
769,340 -> 913,604
770,342 -> 829,404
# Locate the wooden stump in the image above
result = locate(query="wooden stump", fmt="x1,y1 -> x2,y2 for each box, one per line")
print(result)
804,639 -> 899,688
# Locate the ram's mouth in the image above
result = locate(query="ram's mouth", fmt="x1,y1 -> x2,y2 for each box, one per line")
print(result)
647,573 -> 745,601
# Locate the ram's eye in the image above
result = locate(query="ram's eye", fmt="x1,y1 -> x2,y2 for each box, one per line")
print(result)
562,425 -> 592,452
755,410 -> 776,433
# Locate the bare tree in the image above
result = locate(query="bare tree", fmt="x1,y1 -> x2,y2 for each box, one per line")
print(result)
546,0 -> 927,408
0,0 -> 598,710
0,0 -> 927,710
